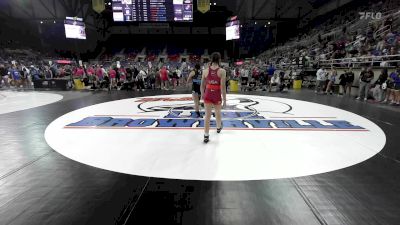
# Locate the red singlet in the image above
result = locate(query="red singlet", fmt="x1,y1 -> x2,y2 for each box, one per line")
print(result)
204,67 -> 222,105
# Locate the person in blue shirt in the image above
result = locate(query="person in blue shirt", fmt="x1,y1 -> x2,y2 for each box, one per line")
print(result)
9,65 -> 21,87
30,66 -> 41,81
267,64 -> 275,77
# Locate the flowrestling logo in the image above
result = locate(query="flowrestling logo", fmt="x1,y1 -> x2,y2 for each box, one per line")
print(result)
45,94 -> 385,181
64,96 -> 367,131
359,12 -> 382,20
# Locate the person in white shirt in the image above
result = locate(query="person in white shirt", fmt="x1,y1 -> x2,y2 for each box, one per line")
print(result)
136,68 -> 147,91
315,67 -> 327,93
240,67 -> 249,90
269,73 -> 281,92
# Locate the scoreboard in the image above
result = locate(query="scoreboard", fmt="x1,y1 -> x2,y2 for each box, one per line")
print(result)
64,17 -> 86,40
112,0 -> 193,22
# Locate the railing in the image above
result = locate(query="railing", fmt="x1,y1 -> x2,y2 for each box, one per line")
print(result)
318,54 -> 400,67
268,54 -> 400,71
375,25 -> 391,39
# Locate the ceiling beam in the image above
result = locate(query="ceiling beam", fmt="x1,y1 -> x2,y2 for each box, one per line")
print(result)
59,0 -> 74,15
30,0 -> 36,19
5,0 -> 35,19
276,0 -> 297,18
236,0 -> 247,16
253,0 -> 272,18
251,0 -> 256,18
38,0 -> 57,18
53,0 -> 58,18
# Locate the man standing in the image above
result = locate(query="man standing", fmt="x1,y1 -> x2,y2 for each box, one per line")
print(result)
240,66 -> 249,91
346,68 -> 355,96
357,67 -> 374,101
315,67 -> 327,93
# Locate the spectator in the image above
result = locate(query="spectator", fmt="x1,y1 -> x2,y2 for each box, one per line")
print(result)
171,67 -> 179,90
10,65 -> 22,88
325,68 -> 337,95
136,67 -> 146,91
345,68 -> 355,96
96,65 -> 104,81
269,73 -> 281,92
159,66 -> 169,90
125,66 -> 133,81
315,67 -> 327,93
74,66 -> 84,79
44,66 -> 53,79
383,69 -> 400,105
357,67 -> 374,101
372,68 -> 388,102
0,64 -> 9,88
338,70 -> 347,96
108,67 -> 117,89
248,78 -> 257,91
30,65 -> 41,81
240,67 -> 249,91
267,64 -> 275,77
259,71 -> 267,91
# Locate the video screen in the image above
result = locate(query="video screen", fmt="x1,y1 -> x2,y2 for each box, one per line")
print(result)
226,20 -> 240,41
112,0 -> 193,22
64,17 -> 86,40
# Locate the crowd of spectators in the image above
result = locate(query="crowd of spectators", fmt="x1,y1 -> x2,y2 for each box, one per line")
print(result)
313,65 -> 400,105
260,0 -> 400,69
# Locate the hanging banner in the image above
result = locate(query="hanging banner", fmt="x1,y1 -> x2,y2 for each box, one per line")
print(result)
92,0 -> 105,14
197,0 -> 210,14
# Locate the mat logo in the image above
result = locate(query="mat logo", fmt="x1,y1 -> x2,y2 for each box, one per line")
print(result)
64,111 -> 367,131
64,97 -> 367,131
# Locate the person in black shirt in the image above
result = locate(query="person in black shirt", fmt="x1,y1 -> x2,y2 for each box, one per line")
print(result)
187,64 -> 202,117
248,78 -> 257,91
357,67 -> 374,101
338,71 -> 347,96
125,67 -> 133,81
345,68 -> 355,96
259,71 -> 267,91
372,68 -> 388,102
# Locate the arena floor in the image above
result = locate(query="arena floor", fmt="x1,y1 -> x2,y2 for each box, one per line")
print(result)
0,88 -> 399,225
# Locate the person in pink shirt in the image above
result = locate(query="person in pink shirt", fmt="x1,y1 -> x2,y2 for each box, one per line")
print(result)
74,66 -> 85,78
159,66 -> 169,90
87,66 -> 95,76
109,67 -> 117,89
96,65 -> 104,81
58,67 -> 65,78
119,67 -> 126,82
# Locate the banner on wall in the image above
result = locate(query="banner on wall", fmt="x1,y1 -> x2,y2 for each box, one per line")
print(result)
197,0 -> 210,13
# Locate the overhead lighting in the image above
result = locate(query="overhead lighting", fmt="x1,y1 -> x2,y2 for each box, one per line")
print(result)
264,25 -> 267,27
255,22 -> 257,25
40,21 -> 43,24
108,2 -> 111,5
53,20 -> 56,24
213,2 -> 216,5
268,21 -> 271,25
